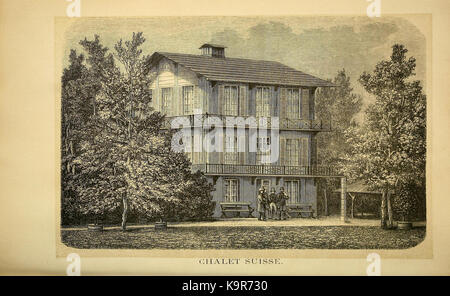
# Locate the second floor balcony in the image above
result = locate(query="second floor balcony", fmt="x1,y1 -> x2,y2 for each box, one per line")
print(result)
191,163 -> 341,178
162,114 -> 331,131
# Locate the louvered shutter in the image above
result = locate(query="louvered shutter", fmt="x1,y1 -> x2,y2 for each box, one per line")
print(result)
300,138 -> 309,166
279,88 -> 287,119
273,87 -> 279,117
175,86 -> 181,116
301,88 -> 310,119
194,85 -> 202,113
280,138 -> 286,165
239,85 -> 247,116
218,85 -> 224,114
238,134 -> 246,164
311,136 -> 317,166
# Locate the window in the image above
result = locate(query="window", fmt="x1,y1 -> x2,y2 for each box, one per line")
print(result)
161,88 -> 172,115
224,179 -> 239,202
223,86 -> 239,116
256,137 -> 271,164
285,139 -> 299,166
256,87 -> 271,117
182,86 -> 195,115
285,180 -> 300,204
286,88 -> 300,119
224,136 -> 238,164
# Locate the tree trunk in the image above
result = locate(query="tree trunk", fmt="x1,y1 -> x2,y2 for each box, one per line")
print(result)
121,195 -> 128,231
323,189 -> 328,216
381,191 -> 387,229
387,191 -> 393,229
350,194 -> 355,219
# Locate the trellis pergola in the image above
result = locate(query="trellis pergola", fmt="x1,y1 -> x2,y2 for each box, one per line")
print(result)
334,180 -> 382,219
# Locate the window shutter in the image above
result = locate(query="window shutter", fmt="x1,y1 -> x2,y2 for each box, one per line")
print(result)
311,136 -> 317,166
279,88 -> 287,119
300,138 -> 309,166
237,179 -> 240,202
301,88 -> 310,119
280,138 -> 286,165
272,87 -> 278,117
219,135 -> 224,164
239,134 -> 246,164
218,85 -> 224,114
239,85 -> 247,116
174,86 -> 181,116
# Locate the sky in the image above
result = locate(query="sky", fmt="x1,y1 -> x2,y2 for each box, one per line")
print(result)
61,16 -> 427,112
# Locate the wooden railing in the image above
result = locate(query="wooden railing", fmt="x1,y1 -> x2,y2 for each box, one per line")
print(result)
191,164 -> 341,177
162,114 -> 331,131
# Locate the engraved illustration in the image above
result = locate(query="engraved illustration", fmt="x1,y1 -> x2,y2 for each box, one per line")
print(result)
60,17 -> 426,249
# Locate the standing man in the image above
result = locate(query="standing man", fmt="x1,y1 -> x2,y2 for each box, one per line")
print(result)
277,187 -> 290,220
268,187 -> 278,219
257,185 -> 268,221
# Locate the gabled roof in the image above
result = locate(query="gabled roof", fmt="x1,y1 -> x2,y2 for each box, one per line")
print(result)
150,52 -> 334,87
199,43 -> 227,49
334,180 -> 383,195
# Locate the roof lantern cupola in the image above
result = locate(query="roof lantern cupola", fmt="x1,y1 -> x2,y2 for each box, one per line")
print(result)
199,43 -> 226,58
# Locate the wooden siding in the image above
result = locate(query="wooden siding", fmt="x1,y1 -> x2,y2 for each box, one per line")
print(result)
149,57 -> 206,115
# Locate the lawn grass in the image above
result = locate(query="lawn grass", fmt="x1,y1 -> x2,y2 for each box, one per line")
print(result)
61,226 -> 426,249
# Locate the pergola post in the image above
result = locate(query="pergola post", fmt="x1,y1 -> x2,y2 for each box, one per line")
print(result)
340,177 -> 347,222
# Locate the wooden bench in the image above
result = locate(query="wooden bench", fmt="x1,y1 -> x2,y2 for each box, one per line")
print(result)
287,203 -> 315,218
220,202 -> 254,218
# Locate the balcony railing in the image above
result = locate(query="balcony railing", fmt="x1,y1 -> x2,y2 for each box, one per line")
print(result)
162,114 -> 331,131
191,164 -> 341,177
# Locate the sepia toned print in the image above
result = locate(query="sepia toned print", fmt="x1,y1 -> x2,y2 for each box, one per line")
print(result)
60,16 -> 426,250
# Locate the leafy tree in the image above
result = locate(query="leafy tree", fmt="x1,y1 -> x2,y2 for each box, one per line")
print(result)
343,44 -> 426,228
63,33 -> 214,229
61,50 -> 100,224
315,69 -> 362,215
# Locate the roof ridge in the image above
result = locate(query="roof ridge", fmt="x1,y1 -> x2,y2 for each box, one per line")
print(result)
157,51 -> 283,64
152,51 -> 334,87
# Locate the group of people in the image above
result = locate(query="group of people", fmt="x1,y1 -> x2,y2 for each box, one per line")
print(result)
257,185 -> 290,221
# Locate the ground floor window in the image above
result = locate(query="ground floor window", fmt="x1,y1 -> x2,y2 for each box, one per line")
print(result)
224,179 -> 239,202
285,180 -> 300,204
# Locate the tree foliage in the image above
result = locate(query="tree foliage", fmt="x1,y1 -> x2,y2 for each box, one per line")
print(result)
314,69 -> 362,215
343,44 -> 426,221
61,33 -> 215,226
316,69 -> 363,168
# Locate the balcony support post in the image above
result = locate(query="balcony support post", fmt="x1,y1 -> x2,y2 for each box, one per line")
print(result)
340,177 -> 347,222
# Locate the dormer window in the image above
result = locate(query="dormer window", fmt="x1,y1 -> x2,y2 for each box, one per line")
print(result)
199,43 -> 226,58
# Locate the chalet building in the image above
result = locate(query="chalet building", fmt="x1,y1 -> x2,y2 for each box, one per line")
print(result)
148,43 -> 343,218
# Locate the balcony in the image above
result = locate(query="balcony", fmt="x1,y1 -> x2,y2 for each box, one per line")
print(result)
162,114 -> 331,131
191,164 -> 342,177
